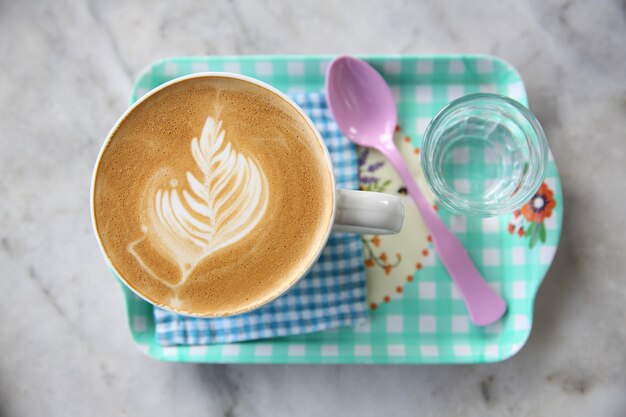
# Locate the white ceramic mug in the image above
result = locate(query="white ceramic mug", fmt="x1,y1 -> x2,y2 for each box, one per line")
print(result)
91,73 -> 404,316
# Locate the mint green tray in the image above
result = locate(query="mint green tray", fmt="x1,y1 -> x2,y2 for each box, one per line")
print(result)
120,54 -> 563,364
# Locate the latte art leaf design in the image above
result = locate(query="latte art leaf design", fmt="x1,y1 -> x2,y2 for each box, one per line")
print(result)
158,117 -> 268,253
128,116 -> 269,289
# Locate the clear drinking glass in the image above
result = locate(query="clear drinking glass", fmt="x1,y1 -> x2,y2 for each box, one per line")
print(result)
421,93 -> 548,217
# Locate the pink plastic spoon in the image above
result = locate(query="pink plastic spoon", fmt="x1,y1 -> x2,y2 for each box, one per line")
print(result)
326,56 -> 507,326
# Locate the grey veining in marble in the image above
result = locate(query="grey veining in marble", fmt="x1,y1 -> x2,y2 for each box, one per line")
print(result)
1,0 -> 625,415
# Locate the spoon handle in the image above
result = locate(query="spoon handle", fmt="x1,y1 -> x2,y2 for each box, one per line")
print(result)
379,143 -> 507,326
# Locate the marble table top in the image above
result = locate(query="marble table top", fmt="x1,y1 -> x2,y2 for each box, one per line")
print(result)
1,0 -> 624,415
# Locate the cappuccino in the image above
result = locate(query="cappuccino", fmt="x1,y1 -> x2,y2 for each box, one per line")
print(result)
92,76 -> 334,316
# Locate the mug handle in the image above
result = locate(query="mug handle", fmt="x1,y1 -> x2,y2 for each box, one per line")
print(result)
333,189 -> 404,235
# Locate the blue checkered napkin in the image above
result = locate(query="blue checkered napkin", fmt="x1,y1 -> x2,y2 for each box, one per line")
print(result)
154,92 -> 367,345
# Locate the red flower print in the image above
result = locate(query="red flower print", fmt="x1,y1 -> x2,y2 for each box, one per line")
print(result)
521,183 -> 556,223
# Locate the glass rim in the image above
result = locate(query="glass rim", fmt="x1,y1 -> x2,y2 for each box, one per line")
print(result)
421,93 -> 549,217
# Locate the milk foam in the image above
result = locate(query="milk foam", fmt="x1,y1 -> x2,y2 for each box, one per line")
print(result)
128,115 -> 269,288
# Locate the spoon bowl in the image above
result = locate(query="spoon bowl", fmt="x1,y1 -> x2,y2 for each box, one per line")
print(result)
326,56 -> 397,147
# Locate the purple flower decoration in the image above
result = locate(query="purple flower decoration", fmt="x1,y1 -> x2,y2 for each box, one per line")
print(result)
368,161 -> 385,172
358,148 -> 369,167
360,176 -> 378,184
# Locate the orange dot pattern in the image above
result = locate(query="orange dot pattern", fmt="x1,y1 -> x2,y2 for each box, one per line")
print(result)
363,123 -> 432,310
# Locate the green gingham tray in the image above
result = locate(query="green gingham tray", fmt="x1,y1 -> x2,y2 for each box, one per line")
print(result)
120,54 -> 563,364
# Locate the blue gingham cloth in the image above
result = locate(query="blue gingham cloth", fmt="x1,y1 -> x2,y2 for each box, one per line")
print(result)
154,92 -> 368,345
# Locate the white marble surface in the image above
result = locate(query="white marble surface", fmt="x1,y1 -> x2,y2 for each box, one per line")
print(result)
1,0 -> 625,415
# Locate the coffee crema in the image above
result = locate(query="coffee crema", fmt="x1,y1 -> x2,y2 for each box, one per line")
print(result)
92,76 -> 334,315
